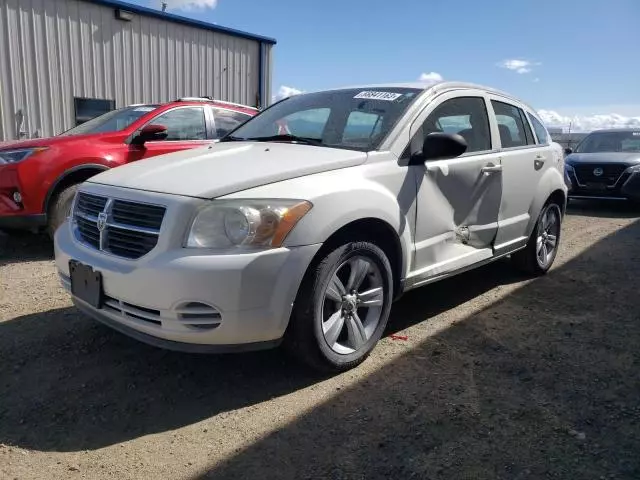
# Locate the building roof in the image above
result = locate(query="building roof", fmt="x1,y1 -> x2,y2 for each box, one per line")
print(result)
590,127 -> 640,133
85,0 -> 277,45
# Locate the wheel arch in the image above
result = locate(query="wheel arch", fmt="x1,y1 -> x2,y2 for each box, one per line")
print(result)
44,164 -> 109,213
305,216 -> 409,301
525,169 -> 568,237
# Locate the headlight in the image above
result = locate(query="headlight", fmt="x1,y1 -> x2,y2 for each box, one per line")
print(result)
0,147 -> 48,164
626,164 -> 640,173
186,199 -> 313,249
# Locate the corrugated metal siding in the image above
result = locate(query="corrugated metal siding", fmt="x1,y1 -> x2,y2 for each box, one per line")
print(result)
0,0 -> 265,140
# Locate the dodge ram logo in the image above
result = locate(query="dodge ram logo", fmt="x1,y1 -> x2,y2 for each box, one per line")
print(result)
97,212 -> 108,232
593,167 -> 604,177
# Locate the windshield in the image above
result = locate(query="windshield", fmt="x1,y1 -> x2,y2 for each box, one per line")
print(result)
59,105 -> 160,136
575,130 -> 640,153
222,87 -> 423,151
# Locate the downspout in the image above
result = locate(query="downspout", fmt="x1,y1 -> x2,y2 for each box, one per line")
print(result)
257,42 -> 265,109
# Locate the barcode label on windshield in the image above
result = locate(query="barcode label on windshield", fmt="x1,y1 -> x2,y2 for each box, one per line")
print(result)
354,91 -> 403,101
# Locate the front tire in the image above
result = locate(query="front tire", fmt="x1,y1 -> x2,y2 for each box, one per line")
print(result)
284,241 -> 394,372
47,184 -> 78,239
511,201 -> 563,275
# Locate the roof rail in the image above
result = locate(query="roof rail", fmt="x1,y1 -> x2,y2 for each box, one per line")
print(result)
176,97 -> 259,110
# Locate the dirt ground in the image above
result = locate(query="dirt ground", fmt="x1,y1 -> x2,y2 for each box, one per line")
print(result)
1,201 -> 639,480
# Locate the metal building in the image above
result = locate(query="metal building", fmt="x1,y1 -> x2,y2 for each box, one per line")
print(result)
0,0 -> 276,141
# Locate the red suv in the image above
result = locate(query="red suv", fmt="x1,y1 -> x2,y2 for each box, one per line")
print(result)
0,98 -> 257,237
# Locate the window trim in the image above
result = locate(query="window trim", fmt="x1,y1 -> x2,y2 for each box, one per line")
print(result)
526,111 -> 551,145
128,105 -> 211,143
488,96 -> 543,152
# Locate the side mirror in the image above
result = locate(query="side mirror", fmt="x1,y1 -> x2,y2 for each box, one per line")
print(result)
409,132 -> 467,165
132,124 -> 168,145
564,147 -> 573,155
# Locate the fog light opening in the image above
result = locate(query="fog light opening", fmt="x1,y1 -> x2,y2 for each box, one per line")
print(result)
12,191 -> 22,204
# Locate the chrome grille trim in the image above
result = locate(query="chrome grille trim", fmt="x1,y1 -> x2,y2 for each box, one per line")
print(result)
72,192 -> 166,260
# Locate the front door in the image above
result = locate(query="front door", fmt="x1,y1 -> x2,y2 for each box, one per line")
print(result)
405,92 -> 503,286
127,106 -> 213,162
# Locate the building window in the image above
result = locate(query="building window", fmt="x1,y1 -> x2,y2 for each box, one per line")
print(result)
74,97 -> 116,125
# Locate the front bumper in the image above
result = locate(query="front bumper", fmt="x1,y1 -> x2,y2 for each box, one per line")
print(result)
565,166 -> 640,201
55,220 -> 322,352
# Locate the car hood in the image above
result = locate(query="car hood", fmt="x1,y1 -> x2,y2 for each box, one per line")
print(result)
566,152 -> 640,165
0,132 -> 120,150
88,141 -> 368,199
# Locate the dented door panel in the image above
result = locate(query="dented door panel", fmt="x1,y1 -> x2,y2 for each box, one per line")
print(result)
410,152 -> 502,278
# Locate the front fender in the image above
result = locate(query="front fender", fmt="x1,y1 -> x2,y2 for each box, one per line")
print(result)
284,184 -> 413,282
221,166 -> 416,282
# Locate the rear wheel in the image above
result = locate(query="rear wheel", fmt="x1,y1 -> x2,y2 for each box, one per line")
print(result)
511,201 -> 562,275
47,184 -> 78,239
284,241 -> 393,372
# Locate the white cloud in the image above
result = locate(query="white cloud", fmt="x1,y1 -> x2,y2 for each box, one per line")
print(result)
418,72 -> 443,83
498,59 -> 539,74
273,85 -> 304,102
161,0 -> 217,11
538,109 -> 640,132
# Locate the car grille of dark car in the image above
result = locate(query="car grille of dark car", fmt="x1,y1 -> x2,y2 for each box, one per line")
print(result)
73,192 -> 166,260
573,163 -> 627,186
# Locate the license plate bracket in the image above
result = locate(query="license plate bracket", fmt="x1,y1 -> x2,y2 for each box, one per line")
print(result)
69,260 -> 104,309
586,182 -> 607,191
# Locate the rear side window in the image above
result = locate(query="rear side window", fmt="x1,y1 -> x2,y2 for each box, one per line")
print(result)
212,107 -> 252,137
527,113 -> 550,144
491,100 -> 534,148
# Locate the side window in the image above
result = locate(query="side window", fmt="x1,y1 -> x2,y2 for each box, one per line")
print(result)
150,107 -> 207,141
276,108 -> 330,138
212,107 -> 252,137
491,100 -> 534,148
527,112 -> 550,144
342,111 -> 382,143
416,96 -> 492,154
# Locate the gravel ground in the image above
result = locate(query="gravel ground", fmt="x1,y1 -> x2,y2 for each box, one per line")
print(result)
1,201 -> 639,480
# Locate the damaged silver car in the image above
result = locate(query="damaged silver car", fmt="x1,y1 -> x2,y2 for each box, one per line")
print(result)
55,81 -> 567,372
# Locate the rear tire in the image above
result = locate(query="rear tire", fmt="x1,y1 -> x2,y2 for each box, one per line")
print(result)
47,184 -> 78,240
511,201 -> 563,276
283,241 -> 393,373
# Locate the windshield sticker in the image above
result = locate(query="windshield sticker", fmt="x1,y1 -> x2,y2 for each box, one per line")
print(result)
133,107 -> 156,112
354,91 -> 404,101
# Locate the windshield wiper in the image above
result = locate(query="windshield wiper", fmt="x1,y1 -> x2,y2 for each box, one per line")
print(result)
242,134 -> 324,146
218,135 -> 245,142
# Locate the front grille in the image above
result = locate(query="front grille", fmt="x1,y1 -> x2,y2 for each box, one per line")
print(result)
73,192 -> 166,259
573,163 -> 627,186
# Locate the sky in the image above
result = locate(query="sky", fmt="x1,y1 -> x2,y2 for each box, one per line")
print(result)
139,0 -> 640,132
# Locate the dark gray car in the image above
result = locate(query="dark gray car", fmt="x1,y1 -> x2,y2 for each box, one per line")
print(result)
564,128 -> 640,202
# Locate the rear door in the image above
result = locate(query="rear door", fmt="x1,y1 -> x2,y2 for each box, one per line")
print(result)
126,105 -> 213,161
408,91 -> 504,281
487,97 -> 553,254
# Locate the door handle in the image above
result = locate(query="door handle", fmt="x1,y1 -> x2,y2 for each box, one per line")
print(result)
481,163 -> 502,174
